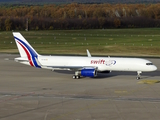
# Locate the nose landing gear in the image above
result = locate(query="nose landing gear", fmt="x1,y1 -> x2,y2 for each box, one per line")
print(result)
137,71 -> 142,80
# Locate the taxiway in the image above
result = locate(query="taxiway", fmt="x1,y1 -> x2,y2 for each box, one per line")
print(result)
0,54 -> 160,120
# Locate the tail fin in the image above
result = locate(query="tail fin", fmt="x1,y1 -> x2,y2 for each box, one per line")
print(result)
13,32 -> 41,68
13,32 -> 39,57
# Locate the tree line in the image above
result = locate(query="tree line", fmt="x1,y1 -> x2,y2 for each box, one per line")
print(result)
1,3 -> 160,31
1,0 -> 160,4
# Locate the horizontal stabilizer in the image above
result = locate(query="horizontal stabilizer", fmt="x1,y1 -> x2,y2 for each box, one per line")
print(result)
15,57 -> 29,62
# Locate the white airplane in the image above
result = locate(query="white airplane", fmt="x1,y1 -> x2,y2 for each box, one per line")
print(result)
13,32 -> 157,80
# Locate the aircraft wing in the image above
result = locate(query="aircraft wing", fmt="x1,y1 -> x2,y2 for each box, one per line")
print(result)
35,57 -> 97,71
42,66 -> 97,71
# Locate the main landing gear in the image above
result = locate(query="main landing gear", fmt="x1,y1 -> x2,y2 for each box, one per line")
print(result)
72,75 -> 80,79
136,71 -> 142,80
72,71 -> 81,79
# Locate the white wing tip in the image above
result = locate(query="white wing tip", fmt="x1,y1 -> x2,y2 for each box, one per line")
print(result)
86,49 -> 92,57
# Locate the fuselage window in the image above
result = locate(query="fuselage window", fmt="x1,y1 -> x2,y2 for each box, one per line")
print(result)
146,63 -> 153,65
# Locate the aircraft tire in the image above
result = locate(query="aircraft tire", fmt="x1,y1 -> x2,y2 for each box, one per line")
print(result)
136,77 -> 140,80
72,75 -> 76,79
76,76 -> 80,79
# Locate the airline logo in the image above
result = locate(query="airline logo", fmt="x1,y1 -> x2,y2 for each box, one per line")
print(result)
105,60 -> 116,66
91,59 -> 116,66
14,36 -> 41,68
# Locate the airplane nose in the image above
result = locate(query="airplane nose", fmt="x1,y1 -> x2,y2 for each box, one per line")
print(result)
153,65 -> 157,71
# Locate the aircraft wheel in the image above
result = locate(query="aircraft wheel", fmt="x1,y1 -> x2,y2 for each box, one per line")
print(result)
137,71 -> 141,80
76,76 -> 80,79
72,75 -> 76,79
136,77 -> 140,80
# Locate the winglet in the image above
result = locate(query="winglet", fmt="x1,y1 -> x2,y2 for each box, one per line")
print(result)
86,49 -> 92,57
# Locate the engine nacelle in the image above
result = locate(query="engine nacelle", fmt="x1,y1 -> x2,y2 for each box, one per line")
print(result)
80,69 -> 97,77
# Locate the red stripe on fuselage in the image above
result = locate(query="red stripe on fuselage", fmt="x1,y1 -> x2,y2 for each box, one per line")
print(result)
17,41 -> 34,67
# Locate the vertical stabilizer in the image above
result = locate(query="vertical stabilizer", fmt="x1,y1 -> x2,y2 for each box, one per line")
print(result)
13,32 -> 41,68
13,32 -> 39,57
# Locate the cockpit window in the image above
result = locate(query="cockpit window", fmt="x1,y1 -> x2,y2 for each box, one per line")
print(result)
146,63 -> 153,65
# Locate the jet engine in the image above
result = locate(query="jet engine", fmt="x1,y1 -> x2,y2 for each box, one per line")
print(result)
80,69 -> 97,77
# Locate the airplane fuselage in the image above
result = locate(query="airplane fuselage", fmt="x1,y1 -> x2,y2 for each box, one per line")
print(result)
13,32 -> 157,79
19,56 -> 157,72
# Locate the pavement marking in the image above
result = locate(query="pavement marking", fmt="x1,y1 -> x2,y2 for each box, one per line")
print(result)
115,90 -> 128,94
0,92 -> 35,103
4,58 -> 9,60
